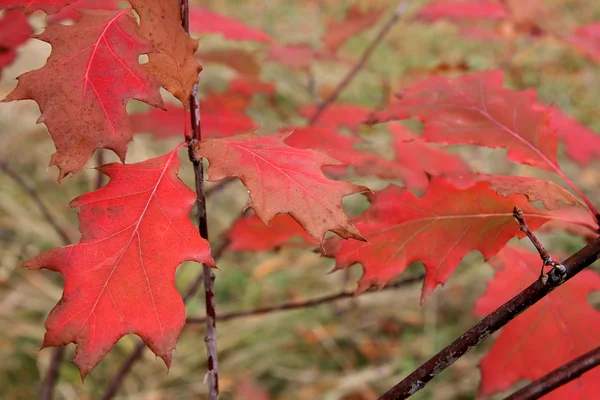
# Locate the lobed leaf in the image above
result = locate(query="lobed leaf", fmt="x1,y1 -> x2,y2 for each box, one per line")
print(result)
22,145 -> 214,378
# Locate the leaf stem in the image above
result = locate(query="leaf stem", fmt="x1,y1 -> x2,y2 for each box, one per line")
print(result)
503,345 -> 600,400
378,236 -> 600,399
308,0 -> 409,125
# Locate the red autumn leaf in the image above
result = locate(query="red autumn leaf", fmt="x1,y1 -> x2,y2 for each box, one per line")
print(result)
475,246 -> 600,399
0,0 -> 75,14
266,44 -> 343,71
301,103 -> 373,131
370,70 -> 599,214
228,77 -> 275,98
566,22 -> 600,63
323,5 -> 384,53
195,132 -> 367,243
448,174 -> 585,211
387,122 -> 470,188
3,9 -> 164,180
228,214 -> 316,252
131,93 -> 255,140
416,0 -> 508,22
0,9 -> 32,77
539,207 -> 599,241
284,125 -> 423,188
46,0 -> 120,23
130,0 -> 202,105
197,48 -> 261,78
189,7 -> 273,43
22,145 -> 215,378
323,178 -> 594,301
545,105 -> 600,166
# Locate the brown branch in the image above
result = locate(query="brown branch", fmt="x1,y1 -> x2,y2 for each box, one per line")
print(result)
308,0 -> 409,125
40,347 -> 65,400
0,157 -> 71,245
503,345 -> 600,400
182,1 -> 219,399
187,273 -> 425,324
513,206 -> 566,281
378,236 -> 600,399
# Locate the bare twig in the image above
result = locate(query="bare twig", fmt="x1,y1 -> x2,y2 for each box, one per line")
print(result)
379,236 -> 600,399
181,1 -> 219,399
504,345 -> 600,400
187,273 -> 425,324
308,0 -> 409,125
40,347 -> 65,400
513,206 -> 566,281
94,150 -> 105,189
0,158 -> 71,244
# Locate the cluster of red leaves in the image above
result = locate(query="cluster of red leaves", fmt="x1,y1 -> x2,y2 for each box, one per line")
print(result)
2,1 -> 600,398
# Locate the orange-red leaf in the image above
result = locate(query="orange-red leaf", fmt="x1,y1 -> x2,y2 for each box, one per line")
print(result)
566,22 -> 600,63
301,103 -> 372,131
130,0 -> 201,105
22,145 -> 214,378
545,105 -> 600,166
373,71 -> 559,172
416,1 -> 508,22
323,5 -> 384,53
195,133 -> 367,243
228,214 -> 316,251
0,0 -> 75,14
0,9 -> 32,77
475,247 -> 600,399
3,9 -> 164,180
324,178 -> 593,301
47,0 -> 120,23
189,7 -> 273,43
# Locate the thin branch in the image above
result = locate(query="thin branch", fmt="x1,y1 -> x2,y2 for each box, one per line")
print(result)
308,0 -> 409,125
95,150 -> 105,189
40,347 -> 65,400
187,273 -> 425,324
379,236 -> 600,399
0,157 -> 71,244
182,1 -> 219,399
503,345 -> 600,400
513,206 -> 566,281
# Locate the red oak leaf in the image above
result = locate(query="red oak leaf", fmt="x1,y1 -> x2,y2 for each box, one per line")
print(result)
0,0 -> 75,14
448,174 -> 585,211
566,22 -> 600,63
22,145 -> 215,378
373,71 -> 559,172
475,247 -> 600,399
3,9 -> 164,180
228,77 -> 275,98
130,0 -> 202,105
228,214 -> 316,252
195,133 -> 367,242
416,1 -> 508,22
387,122 -> 470,188
301,103 -> 373,131
283,126 -> 423,188
266,44 -> 343,71
46,0 -> 120,23
0,9 -> 32,77
323,5 -> 384,53
545,105 -> 600,166
323,179 -> 593,301
131,93 -> 255,140
189,7 -> 273,43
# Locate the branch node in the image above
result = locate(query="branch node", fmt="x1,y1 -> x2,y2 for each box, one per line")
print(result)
513,206 -> 562,282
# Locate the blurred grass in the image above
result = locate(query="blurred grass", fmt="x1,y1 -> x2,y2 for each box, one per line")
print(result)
1,0 -> 599,399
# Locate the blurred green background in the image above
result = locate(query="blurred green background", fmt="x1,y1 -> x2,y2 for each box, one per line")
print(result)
1,0 -> 599,399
